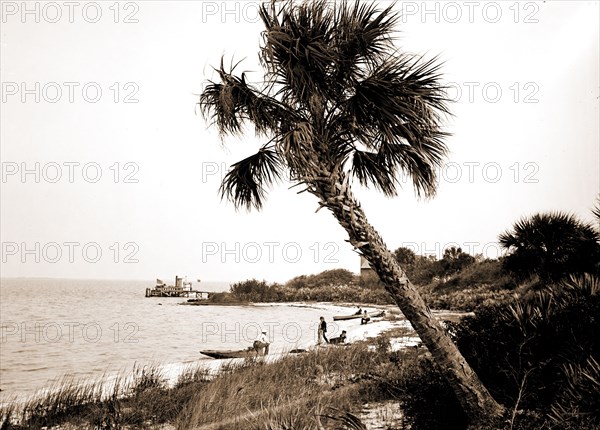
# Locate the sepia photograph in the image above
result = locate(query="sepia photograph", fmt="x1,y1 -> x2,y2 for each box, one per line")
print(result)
1,1 -> 599,428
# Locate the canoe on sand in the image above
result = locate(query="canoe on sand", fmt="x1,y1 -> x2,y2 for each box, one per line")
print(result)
199,349 -> 255,359
200,348 -> 307,359
332,314 -> 361,321
332,310 -> 385,321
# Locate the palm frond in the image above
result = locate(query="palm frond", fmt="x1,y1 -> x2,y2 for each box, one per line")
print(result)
562,273 -> 600,297
259,0 -> 335,107
352,150 -> 397,196
499,213 -> 600,251
198,59 -> 295,138
346,54 -> 450,143
332,1 -> 399,86
549,356 -> 600,426
259,1 -> 403,106
319,407 -> 368,430
378,138 -> 446,198
219,146 -> 283,210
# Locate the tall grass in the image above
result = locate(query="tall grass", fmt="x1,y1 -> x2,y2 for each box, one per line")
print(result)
0,344 -> 391,429
176,344 -> 383,429
1,343 -> 406,429
0,362 -> 212,429
1,374 -> 114,429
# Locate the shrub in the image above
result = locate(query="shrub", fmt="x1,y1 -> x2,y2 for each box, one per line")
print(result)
549,356 -> 600,429
393,355 -> 467,430
229,279 -> 282,302
420,285 -> 515,311
285,269 -> 357,289
451,276 -> 600,422
206,292 -> 242,303
440,246 -> 476,276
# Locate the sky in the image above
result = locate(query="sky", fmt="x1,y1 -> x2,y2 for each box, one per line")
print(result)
1,0 -> 599,284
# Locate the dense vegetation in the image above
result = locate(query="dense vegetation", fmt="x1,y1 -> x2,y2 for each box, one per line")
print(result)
206,208 -> 599,316
203,248 -> 517,310
446,274 -> 600,429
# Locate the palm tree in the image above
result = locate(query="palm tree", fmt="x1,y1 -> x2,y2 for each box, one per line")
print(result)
499,212 -> 600,285
198,0 -> 503,422
441,246 -> 476,276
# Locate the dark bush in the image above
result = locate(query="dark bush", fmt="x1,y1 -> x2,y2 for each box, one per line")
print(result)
285,269 -> 356,289
451,277 -> 600,420
549,356 -> 600,429
206,292 -> 243,303
440,247 -> 475,276
229,279 -> 282,302
396,356 -> 468,430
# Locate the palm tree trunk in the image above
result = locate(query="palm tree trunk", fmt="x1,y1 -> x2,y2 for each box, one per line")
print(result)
310,172 -> 504,423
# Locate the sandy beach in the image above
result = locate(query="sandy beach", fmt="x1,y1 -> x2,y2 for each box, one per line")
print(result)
159,302 -> 466,387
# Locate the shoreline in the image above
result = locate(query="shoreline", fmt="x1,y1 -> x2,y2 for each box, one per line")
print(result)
0,302 -> 468,407
1,303 -> 471,429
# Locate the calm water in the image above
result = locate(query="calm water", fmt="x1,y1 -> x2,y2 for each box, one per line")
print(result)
0,278 -> 353,401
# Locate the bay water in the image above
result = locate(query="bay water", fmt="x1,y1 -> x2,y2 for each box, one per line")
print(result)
0,278 -> 356,402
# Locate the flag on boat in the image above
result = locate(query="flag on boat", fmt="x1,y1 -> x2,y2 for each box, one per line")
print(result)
156,278 -> 164,285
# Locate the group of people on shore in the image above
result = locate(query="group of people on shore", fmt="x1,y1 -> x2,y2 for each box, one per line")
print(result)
317,307 -> 372,346
253,307 -> 375,353
317,316 -> 347,345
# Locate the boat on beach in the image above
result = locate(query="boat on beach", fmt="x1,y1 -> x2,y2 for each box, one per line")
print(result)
200,348 -> 308,359
333,310 -> 385,321
332,314 -> 362,321
199,349 -> 256,359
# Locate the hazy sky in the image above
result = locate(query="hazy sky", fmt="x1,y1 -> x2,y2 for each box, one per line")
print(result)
1,1 -> 598,283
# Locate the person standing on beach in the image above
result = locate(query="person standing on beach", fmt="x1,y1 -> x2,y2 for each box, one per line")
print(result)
318,316 -> 329,345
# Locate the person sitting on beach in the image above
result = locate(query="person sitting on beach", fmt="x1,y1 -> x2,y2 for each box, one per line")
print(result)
360,310 -> 370,325
329,330 -> 347,345
317,316 -> 329,345
354,307 -> 363,315
253,330 -> 270,355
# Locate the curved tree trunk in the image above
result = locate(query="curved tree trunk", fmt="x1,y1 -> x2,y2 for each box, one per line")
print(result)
309,171 -> 504,423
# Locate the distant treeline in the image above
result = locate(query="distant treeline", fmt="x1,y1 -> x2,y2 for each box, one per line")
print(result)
208,209 -> 600,312
206,251 -> 515,311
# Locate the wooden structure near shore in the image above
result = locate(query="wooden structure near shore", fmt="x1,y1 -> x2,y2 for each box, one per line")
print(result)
145,276 -> 210,299
360,256 -> 377,280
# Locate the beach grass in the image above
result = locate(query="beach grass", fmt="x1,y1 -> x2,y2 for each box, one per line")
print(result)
176,343 -> 383,429
1,333 -> 425,429
0,362 -> 209,429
